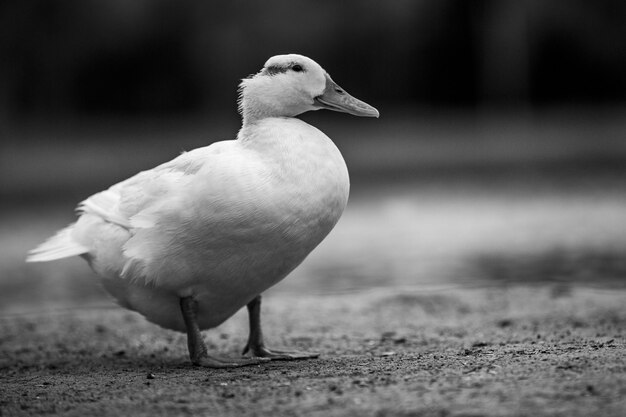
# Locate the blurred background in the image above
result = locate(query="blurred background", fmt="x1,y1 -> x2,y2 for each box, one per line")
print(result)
1,0 -> 625,314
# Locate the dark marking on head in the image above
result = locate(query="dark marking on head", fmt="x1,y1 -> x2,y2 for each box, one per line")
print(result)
264,65 -> 289,76
263,61 -> 307,76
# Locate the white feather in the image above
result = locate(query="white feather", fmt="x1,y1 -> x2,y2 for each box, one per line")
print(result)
78,189 -> 130,228
26,225 -> 89,262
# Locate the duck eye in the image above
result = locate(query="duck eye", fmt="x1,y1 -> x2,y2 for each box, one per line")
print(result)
292,64 -> 303,72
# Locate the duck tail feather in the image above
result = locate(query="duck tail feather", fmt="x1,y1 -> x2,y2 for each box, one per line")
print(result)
26,225 -> 89,262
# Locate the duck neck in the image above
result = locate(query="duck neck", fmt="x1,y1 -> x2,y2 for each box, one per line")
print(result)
237,114 -> 311,145
238,115 -> 292,142
239,82 -> 313,127
240,94 -> 284,127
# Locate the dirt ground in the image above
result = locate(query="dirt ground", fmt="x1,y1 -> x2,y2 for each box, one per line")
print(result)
2,114 -> 626,416
1,286 -> 624,417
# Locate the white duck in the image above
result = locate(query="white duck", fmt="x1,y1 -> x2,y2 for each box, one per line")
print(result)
27,54 -> 379,368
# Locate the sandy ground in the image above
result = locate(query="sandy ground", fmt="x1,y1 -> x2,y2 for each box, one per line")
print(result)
1,286 -> 625,417
2,113 -> 626,415
2,181 -> 626,416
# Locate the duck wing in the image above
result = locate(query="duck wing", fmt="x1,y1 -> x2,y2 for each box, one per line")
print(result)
79,146 -> 214,226
27,145 -> 224,275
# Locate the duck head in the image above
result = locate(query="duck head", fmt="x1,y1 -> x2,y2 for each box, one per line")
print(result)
239,54 -> 379,124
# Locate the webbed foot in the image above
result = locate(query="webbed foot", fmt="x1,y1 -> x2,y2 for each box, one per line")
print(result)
244,295 -> 320,361
242,344 -> 319,361
180,296 -> 270,368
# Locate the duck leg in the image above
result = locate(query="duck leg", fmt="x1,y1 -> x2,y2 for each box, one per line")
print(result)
242,295 -> 320,360
180,296 -> 267,368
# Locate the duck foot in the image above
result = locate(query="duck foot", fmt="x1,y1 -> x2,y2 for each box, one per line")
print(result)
243,294 -> 320,361
180,296 -> 269,368
242,344 -> 319,361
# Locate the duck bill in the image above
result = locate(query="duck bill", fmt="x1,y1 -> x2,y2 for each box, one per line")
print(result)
314,74 -> 379,118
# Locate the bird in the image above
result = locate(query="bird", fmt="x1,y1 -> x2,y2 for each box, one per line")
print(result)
27,54 -> 379,368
